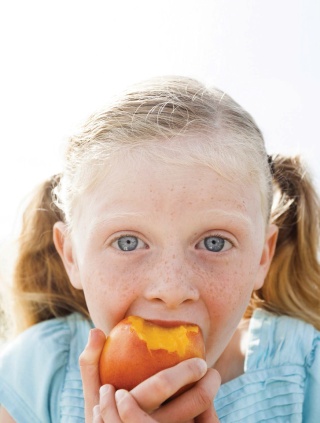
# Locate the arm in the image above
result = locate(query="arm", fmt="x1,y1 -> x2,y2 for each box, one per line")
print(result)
303,335 -> 320,421
0,406 -> 16,423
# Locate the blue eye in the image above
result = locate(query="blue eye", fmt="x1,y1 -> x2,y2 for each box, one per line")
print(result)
200,236 -> 232,252
113,235 -> 147,251
117,236 -> 139,251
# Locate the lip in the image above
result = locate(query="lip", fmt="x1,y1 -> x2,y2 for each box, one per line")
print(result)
140,317 -> 201,329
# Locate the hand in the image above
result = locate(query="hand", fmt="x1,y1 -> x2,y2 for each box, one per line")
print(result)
80,328 -> 221,422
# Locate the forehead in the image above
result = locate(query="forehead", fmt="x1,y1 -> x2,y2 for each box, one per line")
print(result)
75,148 -> 264,234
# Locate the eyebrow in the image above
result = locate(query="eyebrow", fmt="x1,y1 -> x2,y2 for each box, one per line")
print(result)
89,211 -> 146,230
89,209 -> 252,233
200,209 -> 252,225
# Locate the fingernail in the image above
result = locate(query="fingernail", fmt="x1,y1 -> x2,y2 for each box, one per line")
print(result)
197,358 -> 208,376
87,328 -> 96,345
93,405 -> 100,417
87,328 -> 103,346
100,384 -> 111,396
115,389 -> 128,404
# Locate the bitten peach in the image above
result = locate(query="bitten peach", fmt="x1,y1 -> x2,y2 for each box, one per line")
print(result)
99,316 -> 205,392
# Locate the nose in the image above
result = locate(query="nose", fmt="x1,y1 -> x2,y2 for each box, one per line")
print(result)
143,251 -> 200,309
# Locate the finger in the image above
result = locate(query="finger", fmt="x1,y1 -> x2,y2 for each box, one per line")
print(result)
98,384 -> 122,422
115,390 -> 157,423
195,403 -> 221,423
131,358 -> 208,413
152,368 -> 221,423
93,405 -> 103,423
79,328 -> 106,423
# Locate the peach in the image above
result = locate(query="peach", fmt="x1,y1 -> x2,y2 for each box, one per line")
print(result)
99,315 -> 205,392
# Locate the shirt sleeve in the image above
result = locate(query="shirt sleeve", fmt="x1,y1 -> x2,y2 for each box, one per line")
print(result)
303,332 -> 320,422
0,317 -> 71,423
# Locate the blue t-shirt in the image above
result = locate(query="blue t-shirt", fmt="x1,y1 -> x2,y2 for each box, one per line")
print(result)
215,309 -> 320,422
0,310 -> 319,422
0,313 -> 93,422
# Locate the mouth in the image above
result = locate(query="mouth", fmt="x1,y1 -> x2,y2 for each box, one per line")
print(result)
135,317 -> 202,331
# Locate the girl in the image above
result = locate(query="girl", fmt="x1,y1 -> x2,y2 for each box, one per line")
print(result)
0,76 -> 319,422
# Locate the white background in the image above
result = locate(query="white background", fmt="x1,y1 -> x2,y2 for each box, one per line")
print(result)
0,0 -> 319,280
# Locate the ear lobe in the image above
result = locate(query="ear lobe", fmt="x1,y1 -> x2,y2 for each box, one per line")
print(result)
254,224 -> 279,290
53,221 -> 82,289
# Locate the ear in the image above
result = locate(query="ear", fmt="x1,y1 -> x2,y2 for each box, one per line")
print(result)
253,224 -> 278,290
53,221 -> 82,289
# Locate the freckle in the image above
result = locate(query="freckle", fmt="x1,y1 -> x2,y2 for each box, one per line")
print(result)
172,254 -> 176,259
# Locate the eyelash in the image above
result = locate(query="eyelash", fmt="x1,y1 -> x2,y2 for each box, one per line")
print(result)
196,233 -> 234,253
110,232 -> 234,253
110,234 -> 148,252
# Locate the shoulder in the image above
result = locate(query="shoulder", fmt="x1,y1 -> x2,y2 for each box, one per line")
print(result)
0,313 -> 93,423
215,310 -> 320,422
246,308 -> 319,369
0,312 -> 92,368
248,310 -> 320,421
302,322 -> 320,419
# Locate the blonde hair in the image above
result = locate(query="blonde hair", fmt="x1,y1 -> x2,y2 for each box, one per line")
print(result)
54,76 -> 272,227
11,76 -> 320,331
245,155 -> 320,328
12,175 -> 88,333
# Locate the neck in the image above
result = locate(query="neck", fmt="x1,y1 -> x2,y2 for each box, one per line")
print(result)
213,319 -> 250,384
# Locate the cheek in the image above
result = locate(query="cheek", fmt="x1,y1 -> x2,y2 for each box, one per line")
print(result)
206,275 -> 250,319
201,256 -> 254,295
199,263 -> 255,365
199,257 -> 257,324
79,264 -> 143,332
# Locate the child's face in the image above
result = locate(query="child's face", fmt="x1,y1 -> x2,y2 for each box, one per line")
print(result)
56,146 -> 277,367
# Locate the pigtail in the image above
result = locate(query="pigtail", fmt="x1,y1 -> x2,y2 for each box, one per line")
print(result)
252,155 -> 320,329
13,175 -> 89,333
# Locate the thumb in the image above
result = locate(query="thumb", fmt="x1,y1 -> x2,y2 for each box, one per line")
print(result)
79,328 -> 106,423
195,369 -> 221,423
